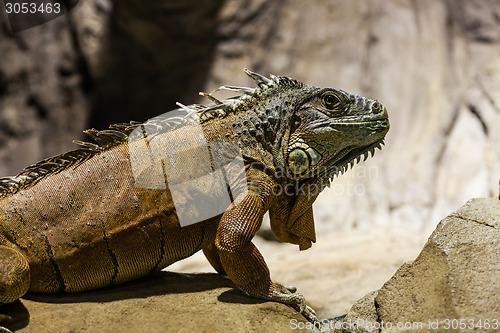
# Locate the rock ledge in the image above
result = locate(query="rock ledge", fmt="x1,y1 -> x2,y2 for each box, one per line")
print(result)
332,198 -> 500,333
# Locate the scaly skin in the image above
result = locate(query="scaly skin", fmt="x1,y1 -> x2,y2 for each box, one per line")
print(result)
0,69 -> 388,330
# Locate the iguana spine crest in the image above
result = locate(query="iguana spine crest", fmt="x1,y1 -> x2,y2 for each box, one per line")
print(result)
0,69 -> 300,199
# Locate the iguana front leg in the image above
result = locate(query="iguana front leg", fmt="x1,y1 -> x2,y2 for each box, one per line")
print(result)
214,192 -> 319,323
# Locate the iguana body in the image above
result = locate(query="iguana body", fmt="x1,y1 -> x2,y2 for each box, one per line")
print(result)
0,69 -> 388,328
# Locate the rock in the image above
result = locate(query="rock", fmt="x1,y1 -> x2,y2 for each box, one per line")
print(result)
0,8 -> 92,175
88,0 -> 226,129
1,272 -> 314,332
328,291 -> 380,333
332,197 -> 500,333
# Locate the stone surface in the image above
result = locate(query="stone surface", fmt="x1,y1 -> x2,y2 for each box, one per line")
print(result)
330,291 -> 380,333
2,272 -> 314,332
87,0 -> 226,129
0,228 -> 424,332
3,198 -> 496,332
332,197 -> 500,333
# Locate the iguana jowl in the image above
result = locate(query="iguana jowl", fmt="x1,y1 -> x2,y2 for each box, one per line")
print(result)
0,69 -> 389,327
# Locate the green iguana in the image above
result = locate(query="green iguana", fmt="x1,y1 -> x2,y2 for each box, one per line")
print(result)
0,69 -> 389,330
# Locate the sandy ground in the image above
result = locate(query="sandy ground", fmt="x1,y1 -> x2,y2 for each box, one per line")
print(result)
169,227 -> 428,319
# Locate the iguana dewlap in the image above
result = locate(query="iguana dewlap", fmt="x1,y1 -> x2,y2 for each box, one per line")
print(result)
0,69 -> 389,328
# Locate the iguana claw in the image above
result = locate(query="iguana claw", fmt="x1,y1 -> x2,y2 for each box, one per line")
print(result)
302,305 -> 320,324
284,291 -> 321,325
267,282 -> 320,323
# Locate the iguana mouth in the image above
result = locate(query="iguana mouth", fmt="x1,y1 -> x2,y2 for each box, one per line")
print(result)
316,116 -> 388,185
314,139 -> 385,187
292,118 -> 388,185
335,140 -> 384,169
325,117 -> 388,169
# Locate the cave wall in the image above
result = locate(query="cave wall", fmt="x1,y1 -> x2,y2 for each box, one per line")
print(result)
0,3 -> 92,175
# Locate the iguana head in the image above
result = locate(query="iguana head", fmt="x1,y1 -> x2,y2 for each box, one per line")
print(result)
230,70 -> 389,249
285,87 -> 389,183
212,69 -> 389,179
226,69 -> 388,185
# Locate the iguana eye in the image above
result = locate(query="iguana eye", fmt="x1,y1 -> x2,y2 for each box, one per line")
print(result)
322,93 -> 340,110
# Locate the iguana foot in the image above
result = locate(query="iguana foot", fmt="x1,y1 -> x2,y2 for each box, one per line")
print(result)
266,282 -> 320,324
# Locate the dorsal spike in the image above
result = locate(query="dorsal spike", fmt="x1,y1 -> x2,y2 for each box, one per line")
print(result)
176,102 -> 191,112
109,123 -> 139,135
73,140 -> 100,151
22,161 -> 60,171
212,85 -> 255,95
85,129 -> 128,148
198,103 -> 229,116
83,128 -> 100,141
244,68 -> 272,88
199,92 -> 223,105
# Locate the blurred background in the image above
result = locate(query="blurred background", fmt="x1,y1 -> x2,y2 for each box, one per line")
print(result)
0,0 -> 499,317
